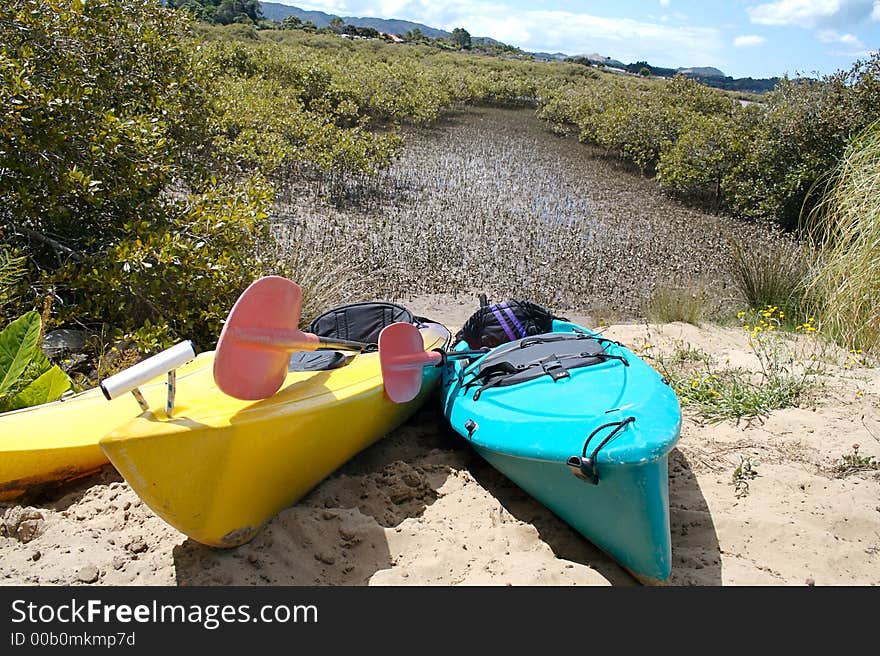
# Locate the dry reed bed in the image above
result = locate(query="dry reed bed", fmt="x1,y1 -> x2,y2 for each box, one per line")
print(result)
268,107 -> 794,317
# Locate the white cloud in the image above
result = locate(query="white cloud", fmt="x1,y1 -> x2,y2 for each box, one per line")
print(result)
734,34 -> 767,46
817,28 -> 864,43
746,0 -> 876,28
743,2 -> 876,58
659,0 -> 671,7
285,1 -> 724,66
815,27 -> 872,55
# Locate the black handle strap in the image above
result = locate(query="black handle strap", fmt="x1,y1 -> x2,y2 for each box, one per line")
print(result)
567,416 -> 635,485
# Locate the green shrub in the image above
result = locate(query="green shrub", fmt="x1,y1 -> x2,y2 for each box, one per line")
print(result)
208,73 -> 401,176
52,177 -> 274,351
7,4 -> 524,352
726,60 -> 880,228
544,76 -> 737,175
657,113 -> 743,208
0,0 -> 211,265
0,0 -> 239,349
538,54 -> 880,227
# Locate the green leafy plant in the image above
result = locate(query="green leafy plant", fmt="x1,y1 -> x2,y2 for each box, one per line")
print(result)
661,365 -> 807,423
0,311 -> 71,412
0,247 -> 27,311
52,177 -> 274,350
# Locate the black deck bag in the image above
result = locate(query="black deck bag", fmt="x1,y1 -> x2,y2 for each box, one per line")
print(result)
464,333 -> 628,400
286,350 -> 349,372
456,295 -> 564,349
289,301 -> 426,372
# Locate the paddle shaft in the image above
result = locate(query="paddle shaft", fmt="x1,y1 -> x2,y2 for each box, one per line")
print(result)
315,336 -> 369,352
386,348 -> 489,371
228,327 -> 367,352
387,350 -> 443,370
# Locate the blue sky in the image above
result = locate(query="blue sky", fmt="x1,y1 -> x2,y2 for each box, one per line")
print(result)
277,1 -> 879,78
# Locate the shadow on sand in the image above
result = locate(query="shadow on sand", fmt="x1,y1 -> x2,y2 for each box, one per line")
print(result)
666,448 -> 722,585
9,463 -> 124,513
172,402 -> 458,586
465,444 -> 722,585
7,403 -> 720,586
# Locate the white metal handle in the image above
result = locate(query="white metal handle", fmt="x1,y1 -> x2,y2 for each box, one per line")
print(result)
99,341 -> 196,402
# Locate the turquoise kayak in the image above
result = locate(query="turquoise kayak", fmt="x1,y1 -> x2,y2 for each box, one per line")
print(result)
439,317 -> 681,583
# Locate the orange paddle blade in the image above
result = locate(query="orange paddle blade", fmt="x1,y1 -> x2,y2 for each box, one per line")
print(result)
214,276 -> 305,400
379,322 -> 442,403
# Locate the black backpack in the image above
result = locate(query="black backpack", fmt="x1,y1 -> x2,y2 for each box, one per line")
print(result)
456,295 -> 565,349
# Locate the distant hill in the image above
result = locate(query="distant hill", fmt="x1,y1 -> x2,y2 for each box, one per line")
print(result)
471,36 -> 507,47
530,52 -> 570,62
610,59 -> 778,94
470,36 -> 526,54
694,75 -> 780,94
260,2 -> 449,38
677,66 -> 726,78
582,53 -> 627,68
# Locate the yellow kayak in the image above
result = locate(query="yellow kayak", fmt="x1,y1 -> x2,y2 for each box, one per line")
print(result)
100,321 -> 450,547
0,352 -> 213,500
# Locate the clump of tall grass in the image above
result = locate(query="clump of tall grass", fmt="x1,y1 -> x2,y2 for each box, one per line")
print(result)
644,283 -> 705,325
806,123 -> 880,355
264,221 -> 378,326
730,239 -> 812,322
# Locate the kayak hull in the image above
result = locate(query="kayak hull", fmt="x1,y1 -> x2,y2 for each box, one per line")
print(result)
100,322 -> 450,547
0,353 -> 214,500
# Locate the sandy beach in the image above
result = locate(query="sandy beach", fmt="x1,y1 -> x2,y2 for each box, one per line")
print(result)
1,297 -> 878,586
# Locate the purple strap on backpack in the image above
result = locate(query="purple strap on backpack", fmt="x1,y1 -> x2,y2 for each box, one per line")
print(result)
489,304 -> 518,342
499,302 -> 528,338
